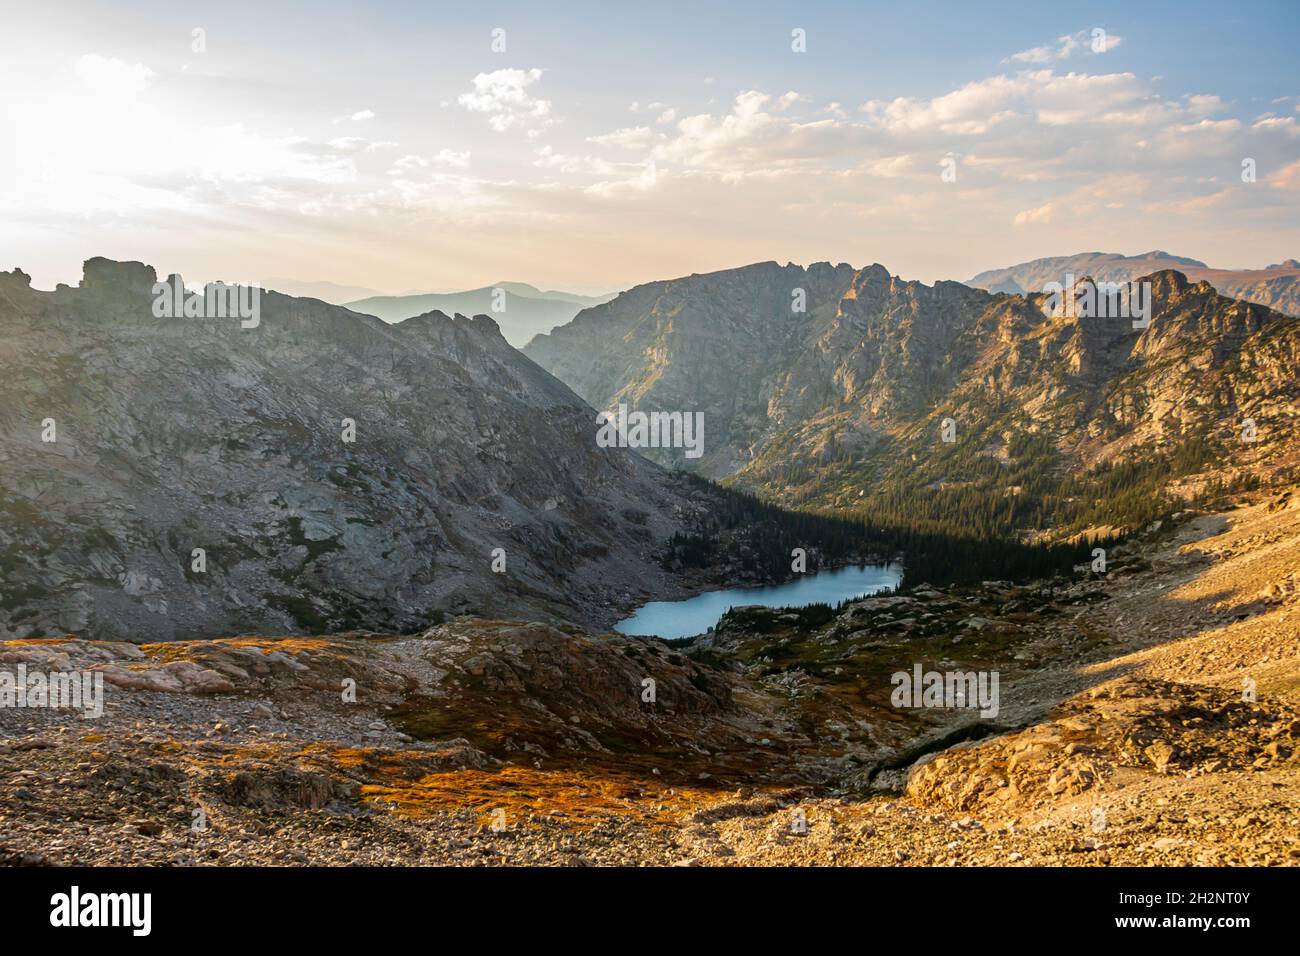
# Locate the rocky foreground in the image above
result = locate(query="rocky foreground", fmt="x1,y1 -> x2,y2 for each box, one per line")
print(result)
2,490 -> 1298,866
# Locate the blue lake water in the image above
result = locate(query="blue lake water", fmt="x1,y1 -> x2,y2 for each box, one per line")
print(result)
613,563 -> 903,640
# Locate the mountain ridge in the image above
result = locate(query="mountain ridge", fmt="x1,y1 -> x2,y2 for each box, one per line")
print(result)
346,284 -> 618,348
0,258 -> 709,641
525,259 -> 1300,535
968,250 -> 1300,316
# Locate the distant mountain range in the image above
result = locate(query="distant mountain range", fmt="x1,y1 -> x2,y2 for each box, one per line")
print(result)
260,277 -> 385,304
526,260 -> 1299,537
345,283 -> 618,348
967,251 -> 1300,316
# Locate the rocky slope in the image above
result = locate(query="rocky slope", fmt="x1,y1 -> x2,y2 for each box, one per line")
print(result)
0,259 -> 719,641
525,261 -> 991,479
3,487 -> 1297,866
968,250 -> 1300,317
525,262 -> 1300,526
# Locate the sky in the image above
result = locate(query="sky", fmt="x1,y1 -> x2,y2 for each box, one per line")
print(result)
2,0 -> 1298,293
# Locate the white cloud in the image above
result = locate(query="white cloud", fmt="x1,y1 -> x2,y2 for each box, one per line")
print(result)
327,136 -> 397,154
1270,158 -> 1300,191
1185,94 -> 1227,116
388,154 -> 430,174
587,158 -> 658,198
432,148 -> 471,168
1004,29 -> 1122,64
588,126 -> 660,149
72,54 -> 155,96
458,68 -> 553,133
1012,200 -> 1057,225
862,75 -> 1027,134
861,69 -> 1158,133
650,91 -> 858,174
533,145 -> 616,176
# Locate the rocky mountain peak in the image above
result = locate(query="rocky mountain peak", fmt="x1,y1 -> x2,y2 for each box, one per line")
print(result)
80,257 -> 159,298
527,257 -> 1299,516
0,260 -> 723,640
0,268 -> 32,293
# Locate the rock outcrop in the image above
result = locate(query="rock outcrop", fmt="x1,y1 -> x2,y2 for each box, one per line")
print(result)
0,259 -> 711,640
526,261 -> 1300,517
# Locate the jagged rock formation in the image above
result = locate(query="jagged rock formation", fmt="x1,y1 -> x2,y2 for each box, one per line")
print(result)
525,262 -> 1300,521
968,250 -> 1300,317
525,260 -> 972,478
0,259 -> 709,641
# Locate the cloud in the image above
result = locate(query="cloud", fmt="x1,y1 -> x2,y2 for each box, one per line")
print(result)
9,29 -> 1295,290
588,126 -> 660,149
386,150 -> 469,174
859,69 -> 1165,134
1004,29 -> 1122,64
432,148 -> 471,168
533,146 -> 616,176
862,75 -> 1027,134
587,158 -> 658,198
1270,158 -> 1300,191
327,137 -> 397,154
1186,94 -> 1227,116
72,54 -> 155,96
651,90 -> 860,175
388,154 -> 430,174
1013,200 -> 1056,225
1010,173 -> 1152,227
458,68 -> 553,133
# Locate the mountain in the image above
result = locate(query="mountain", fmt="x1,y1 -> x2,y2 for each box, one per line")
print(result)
526,261 -> 871,479
347,283 -> 618,348
525,261 -> 1300,537
260,278 -> 384,304
968,251 -> 1300,317
0,259 -> 717,641
491,282 -> 617,308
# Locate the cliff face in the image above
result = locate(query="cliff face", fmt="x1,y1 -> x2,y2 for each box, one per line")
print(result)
524,261 -> 994,478
0,260 -> 702,640
525,261 -> 856,477
526,262 -> 1300,514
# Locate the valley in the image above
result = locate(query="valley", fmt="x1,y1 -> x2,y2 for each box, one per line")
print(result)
3,490 -> 1296,866
1,252 -> 1296,870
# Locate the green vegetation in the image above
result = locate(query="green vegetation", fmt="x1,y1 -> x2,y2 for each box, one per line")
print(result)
667,473 -> 1101,589
718,403 -> 1267,592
